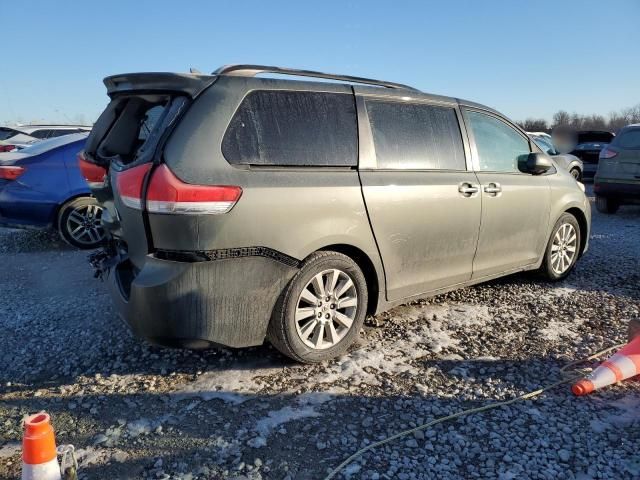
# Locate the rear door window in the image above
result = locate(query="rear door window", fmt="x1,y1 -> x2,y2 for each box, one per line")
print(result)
365,100 -> 466,170
614,128 -> 640,150
222,90 -> 357,167
466,111 -> 531,172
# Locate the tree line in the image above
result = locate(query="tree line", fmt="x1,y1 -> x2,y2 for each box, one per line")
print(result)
517,103 -> 640,133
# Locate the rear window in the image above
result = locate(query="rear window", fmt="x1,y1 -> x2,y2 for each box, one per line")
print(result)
614,129 -> 640,150
0,128 -> 19,141
366,100 -> 466,170
222,90 -> 357,167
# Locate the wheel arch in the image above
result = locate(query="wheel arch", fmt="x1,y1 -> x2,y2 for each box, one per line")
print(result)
564,207 -> 588,257
315,243 -> 381,316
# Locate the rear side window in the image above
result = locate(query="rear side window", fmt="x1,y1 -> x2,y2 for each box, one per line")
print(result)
466,111 -> 530,172
222,90 -> 357,167
366,100 -> 466,170
614,129 -> 640,149
30,130 -> 53,139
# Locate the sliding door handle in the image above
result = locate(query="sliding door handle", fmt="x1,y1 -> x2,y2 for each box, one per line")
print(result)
484,183 -> 502,195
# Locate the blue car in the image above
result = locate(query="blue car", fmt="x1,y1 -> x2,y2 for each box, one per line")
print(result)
0,133 -> 105,248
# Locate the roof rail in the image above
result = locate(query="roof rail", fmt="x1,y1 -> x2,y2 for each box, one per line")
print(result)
212,64 -> 420,92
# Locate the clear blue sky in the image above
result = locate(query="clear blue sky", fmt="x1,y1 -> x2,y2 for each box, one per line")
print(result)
2,0 -> 638,125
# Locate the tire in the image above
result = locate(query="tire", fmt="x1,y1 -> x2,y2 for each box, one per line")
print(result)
539,213 -> 581,281
267,251 -> 368,363
569,167 -> 582,182
57,196 -> 106,249
595,195 -> 619,214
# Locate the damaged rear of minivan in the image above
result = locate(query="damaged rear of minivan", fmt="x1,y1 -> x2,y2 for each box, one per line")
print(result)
82,70 -> 379,361
82,72 -> 254,349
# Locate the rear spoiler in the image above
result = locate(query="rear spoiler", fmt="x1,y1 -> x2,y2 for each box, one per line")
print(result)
103,72 -> 217,98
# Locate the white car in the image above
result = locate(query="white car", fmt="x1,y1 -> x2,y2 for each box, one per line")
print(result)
0,125 -> 92,152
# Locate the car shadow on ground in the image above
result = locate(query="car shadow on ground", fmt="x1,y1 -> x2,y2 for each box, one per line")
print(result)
2,355 -> 638,480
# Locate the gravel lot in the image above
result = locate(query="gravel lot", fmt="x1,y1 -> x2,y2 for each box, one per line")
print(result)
1,189 -> 639,480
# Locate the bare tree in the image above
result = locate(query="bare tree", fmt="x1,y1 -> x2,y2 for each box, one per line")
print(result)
520,118 -> 549,132
523,104 -> 640,133
552,110 -> 571,127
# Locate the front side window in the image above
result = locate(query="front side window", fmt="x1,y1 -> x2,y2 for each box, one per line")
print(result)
466,111 -> 530,172
366,100 -> 466,170
222,90 -> 357,167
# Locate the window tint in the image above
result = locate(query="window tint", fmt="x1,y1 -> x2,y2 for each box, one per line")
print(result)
30,130 -> 52,139
615,128 -> 640,150
138,105 -> 166,141
366,100 -> 466,170
0,128 -> 19,141
466,111 -> 530,172
222,90 -> 357,167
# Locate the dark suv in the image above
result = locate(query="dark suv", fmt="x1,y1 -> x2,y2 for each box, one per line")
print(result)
82,65 -> 590,363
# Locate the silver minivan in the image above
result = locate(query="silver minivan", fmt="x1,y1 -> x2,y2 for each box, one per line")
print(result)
82,65 -> 591,363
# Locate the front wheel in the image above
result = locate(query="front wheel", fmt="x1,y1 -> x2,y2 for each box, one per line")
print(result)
539,213 -> 581,281
58,197 -> 106,249
595,195 -> 619,214
569,167 -> 582,181
268,251 -> 368,363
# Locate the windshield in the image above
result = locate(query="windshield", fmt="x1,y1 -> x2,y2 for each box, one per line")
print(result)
17,132 -> 88,156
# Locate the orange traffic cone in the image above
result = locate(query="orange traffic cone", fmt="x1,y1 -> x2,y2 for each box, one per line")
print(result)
22,413 -> 61,480
572,336 -> 640,396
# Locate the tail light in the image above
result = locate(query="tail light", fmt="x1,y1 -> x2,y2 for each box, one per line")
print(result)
78,151 -> 107,185
0,165 -> 25,180
599,147 -> 618,160
0,144 -> 16,153
117,164 -> 242,214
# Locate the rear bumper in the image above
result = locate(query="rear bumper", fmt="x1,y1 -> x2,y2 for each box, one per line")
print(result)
107,252 -> 298,348
594,180 -> 640,204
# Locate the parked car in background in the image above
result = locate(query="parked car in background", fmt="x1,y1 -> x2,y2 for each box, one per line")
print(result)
571,130 -> 615,180
0,124 -> 92,152
83,65 -> 590,363
0,133 -> 105,248
594,124 -> 640,213
528,132 -> 583,180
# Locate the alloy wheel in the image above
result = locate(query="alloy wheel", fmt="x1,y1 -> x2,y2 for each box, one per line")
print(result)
65,203 -> 105,246
550,223 -> 577,275
294,268 -> 358,350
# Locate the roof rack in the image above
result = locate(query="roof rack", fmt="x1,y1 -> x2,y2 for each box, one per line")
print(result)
212,64 -> 420,92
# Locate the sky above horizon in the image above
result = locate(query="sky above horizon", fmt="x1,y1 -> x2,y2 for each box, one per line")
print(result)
1,0 -> 638,125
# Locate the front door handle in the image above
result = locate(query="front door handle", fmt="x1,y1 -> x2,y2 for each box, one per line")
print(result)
458,183 -> 479,197
484,182 -> 502,195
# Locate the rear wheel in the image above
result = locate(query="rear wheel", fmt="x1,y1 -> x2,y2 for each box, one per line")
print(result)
58,197 -> 106,249
595,195 -> 619,214
268,251 -> 367,363
569,167 -> 582,181
540,213 -> 581,281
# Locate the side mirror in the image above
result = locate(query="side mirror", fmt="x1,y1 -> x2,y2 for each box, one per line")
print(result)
525,152 -> 553,175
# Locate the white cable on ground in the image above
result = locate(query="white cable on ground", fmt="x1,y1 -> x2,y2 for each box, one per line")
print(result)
323,343 -> 625,480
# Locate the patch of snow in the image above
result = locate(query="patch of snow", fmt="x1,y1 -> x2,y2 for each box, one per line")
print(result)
253,391 -> 336,437
0,442 -> 20,458
311,303 -> 492,389
174,359 -> 285,404
539,318 -> 585,341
